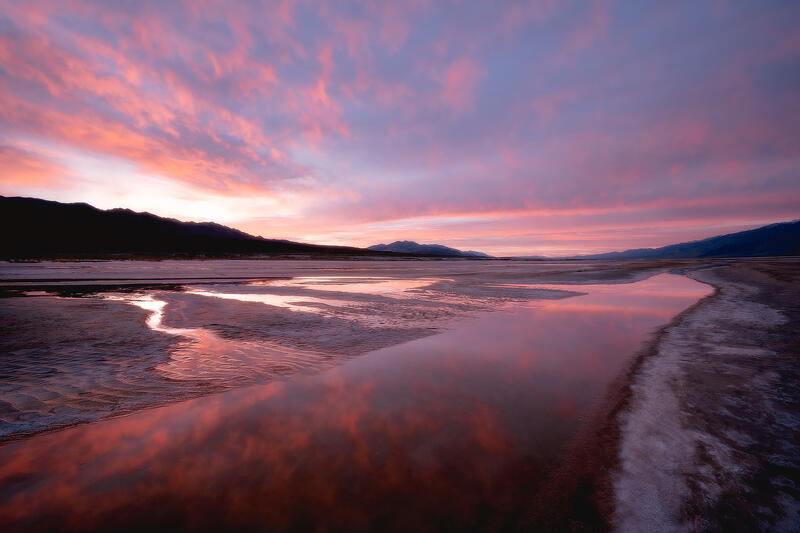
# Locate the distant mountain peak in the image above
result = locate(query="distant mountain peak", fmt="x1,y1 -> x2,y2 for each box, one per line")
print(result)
367,240 -> 491,258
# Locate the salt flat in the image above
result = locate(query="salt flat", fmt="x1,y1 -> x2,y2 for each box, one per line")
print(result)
0,258 -> 797,531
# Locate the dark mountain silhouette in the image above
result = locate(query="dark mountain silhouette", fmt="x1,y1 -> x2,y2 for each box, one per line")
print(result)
0,196 -> 401,259
5,195 -> 794,261
368,240 -> 491,258
578,220 -> 800,259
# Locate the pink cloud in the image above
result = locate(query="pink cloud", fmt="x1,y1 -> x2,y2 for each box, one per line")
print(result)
0,0 -> 797,256
441,58 -> 484,115
0,144 -> 68,188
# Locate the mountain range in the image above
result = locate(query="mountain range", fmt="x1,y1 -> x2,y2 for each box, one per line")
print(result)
367,241 -> 491,258
1,195 -> 797,260
0,196 -> 393,259
577,220 -> 800,259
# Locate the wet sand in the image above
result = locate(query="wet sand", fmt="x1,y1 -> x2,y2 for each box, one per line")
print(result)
1,258 -> 798,531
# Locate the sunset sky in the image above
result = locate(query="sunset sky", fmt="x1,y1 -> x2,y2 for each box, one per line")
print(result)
1,1 -> 798,256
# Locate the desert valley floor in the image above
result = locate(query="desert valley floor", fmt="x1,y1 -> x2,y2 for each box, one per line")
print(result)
0,258 -> 798,531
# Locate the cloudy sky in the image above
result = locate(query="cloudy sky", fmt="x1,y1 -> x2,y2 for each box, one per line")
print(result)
1,0 -> 798,256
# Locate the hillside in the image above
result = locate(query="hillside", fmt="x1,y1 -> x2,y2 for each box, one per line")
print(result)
0,196 -> 392,259
368,240 -> 491,258
579,220 -> 800,259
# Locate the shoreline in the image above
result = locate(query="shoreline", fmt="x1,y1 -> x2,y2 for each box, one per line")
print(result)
523,273 -> 720,531
600,259 -> 797,531
529,257 -> 799,531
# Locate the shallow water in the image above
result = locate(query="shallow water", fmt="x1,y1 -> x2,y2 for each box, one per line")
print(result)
0,271 -> 711,531
0,265 -> 580,439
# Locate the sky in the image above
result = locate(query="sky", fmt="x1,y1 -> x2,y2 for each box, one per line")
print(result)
0,1 -> 798,256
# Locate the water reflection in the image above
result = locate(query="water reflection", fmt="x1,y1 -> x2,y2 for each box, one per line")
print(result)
185,288 -> 355,314
0,274 -> 711,531
103,293 -> 328,385
250,275 -> 443,296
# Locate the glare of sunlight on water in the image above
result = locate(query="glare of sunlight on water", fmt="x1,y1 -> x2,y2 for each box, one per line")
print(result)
254,276 -> 444,296
102,293 -> 328,384
185,288 -> 355,314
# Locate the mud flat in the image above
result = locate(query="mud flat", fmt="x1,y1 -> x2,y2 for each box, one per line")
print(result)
612,258 -> 800,532
0,258 -> 797,531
